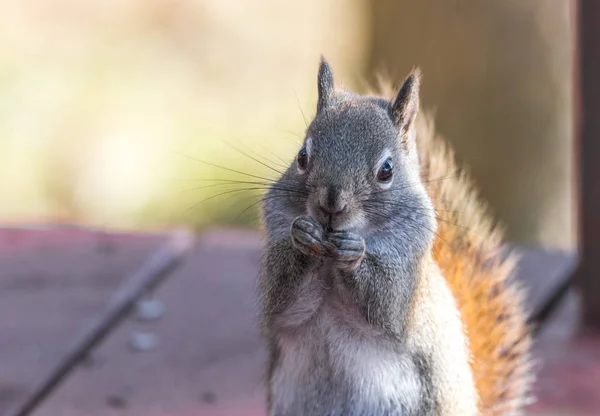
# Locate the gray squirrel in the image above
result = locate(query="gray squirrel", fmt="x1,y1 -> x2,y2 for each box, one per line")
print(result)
258,57 -> 532,415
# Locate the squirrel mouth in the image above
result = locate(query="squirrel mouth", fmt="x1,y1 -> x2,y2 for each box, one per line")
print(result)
325,215 -> 334,232
312,212 -> 334,232
308,204 -> 350,232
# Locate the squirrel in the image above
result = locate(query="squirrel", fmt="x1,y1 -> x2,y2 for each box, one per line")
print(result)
258,57 -> 533,416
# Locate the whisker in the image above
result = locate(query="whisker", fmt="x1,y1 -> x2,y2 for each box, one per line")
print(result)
233,192 -> 307,223
363,200 -> 472,230
179,180 -> 273,194
362,203 -> 475,239
368,170 -> 462,198
186,186 -> 306,213
293,90 -> 309,127
167,178 -> 286,189
234,197 -> 265,223
364,199 -> 461,215
186,188 -> 254,213
363,199 -> 459,216
173,151 -> 278,184
230,137 -> 290,169
180,181 -> 308,196
283,130 -> 305,144
420,168 -> 462,183
433,216 -> 474,232
220,137 -> 287,176
253,141 -> 292,168
361,206 -> 452,248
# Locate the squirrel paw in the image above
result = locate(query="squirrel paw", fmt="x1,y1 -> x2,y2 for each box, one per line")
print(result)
326,231 -> 366,271
291,216 -> 327,257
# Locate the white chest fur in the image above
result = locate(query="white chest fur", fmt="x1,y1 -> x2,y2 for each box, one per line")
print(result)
271,272 -> 422,413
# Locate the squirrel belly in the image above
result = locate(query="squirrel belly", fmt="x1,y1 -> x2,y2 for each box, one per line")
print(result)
266,255 -> 478,416
258,58 -> 532,416
269,271 -> 425,415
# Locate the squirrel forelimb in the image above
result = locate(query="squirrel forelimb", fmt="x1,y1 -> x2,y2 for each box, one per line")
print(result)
291,216 -> 366,270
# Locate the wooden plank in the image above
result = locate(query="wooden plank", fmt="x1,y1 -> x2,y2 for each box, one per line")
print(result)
576,0 -> 600,329
0,229 -> 266,416
6,231 -> 194,416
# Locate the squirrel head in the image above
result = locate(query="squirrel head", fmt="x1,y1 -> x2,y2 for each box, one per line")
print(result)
267,57 -> 435,241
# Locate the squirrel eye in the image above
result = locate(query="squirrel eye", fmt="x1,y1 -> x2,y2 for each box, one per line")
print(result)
377,158 -> 394,182
297,147 -> 308,171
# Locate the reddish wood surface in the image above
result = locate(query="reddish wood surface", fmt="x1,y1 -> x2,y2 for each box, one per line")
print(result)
528,339 -> 600,416
0,228 -> 266,416
576,0 -> 600,329
0,227 -> 594,415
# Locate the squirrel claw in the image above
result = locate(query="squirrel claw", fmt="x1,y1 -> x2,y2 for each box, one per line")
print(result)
291,216 -> 326,257
326,231 -> 366,270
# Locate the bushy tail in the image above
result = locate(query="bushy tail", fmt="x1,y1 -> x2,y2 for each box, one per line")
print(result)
415,114 -> 534,414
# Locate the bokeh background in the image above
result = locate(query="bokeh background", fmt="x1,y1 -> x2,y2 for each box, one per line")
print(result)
0,0 -> 574,248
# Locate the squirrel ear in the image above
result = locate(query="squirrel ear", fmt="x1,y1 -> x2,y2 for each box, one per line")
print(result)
317,56 -> 335,114
391,69 -> 421,136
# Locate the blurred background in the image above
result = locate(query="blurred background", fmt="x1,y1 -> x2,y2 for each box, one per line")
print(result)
0,0 -> 574,249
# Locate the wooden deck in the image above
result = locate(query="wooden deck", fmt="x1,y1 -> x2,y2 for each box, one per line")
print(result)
0,227 -> 596,416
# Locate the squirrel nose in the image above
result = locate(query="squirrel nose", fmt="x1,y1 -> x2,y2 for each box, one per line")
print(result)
318,186 -> 347,216
319,203 -> 347,216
